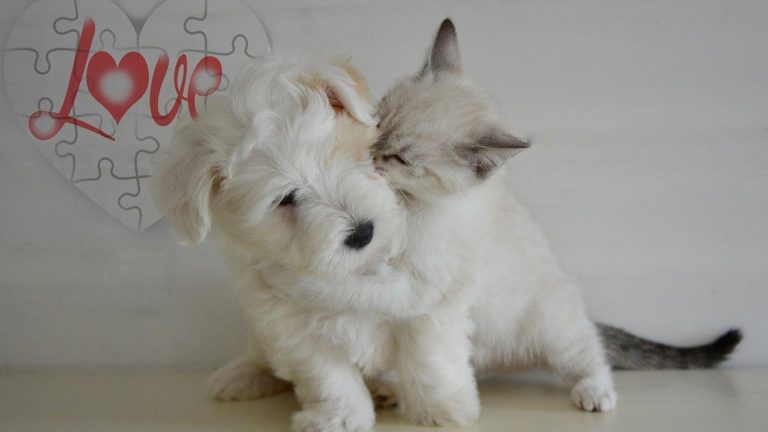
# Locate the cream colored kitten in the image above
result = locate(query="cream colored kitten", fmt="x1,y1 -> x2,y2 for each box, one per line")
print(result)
374,19 -> 617,413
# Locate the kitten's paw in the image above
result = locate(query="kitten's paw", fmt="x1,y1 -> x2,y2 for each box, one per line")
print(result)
367,380 -> 398,410
404,389 -> 480,426
208,358 -> 291,401
291,406 -> 374,432
571,375 -> 617,412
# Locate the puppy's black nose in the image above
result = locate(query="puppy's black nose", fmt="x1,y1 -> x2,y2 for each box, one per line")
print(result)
344,220 -> 374,250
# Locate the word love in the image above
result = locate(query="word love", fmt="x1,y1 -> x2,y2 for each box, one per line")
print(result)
29,18 -> 223,141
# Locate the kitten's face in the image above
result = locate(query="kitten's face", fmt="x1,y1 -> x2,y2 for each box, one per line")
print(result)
375,73 -> 508,198
373,19 -> 528,201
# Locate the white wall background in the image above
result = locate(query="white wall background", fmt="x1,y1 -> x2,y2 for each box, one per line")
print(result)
1,0 -> 766,370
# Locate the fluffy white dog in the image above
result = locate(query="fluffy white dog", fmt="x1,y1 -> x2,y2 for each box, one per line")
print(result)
153,56 -> 419,432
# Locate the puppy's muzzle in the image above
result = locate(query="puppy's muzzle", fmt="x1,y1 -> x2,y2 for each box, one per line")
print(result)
344,220 -> 374,250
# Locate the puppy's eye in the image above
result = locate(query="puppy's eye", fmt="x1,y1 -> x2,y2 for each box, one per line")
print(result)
278,189 -> 298,206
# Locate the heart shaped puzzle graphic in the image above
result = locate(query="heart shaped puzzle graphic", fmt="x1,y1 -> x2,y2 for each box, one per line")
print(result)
4,0 -> 271,231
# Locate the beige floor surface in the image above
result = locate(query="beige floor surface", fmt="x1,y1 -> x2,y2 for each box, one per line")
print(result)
1,369 -> 766,432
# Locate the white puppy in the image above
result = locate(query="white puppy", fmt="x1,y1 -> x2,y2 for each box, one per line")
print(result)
153,56 -> 421,432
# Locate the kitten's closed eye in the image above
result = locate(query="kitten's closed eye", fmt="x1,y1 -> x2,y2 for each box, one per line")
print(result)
381,154 -> 409,166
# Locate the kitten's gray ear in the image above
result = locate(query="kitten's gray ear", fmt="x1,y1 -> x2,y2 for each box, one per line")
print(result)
458,129 -> 530,179
423,18 -> 462,76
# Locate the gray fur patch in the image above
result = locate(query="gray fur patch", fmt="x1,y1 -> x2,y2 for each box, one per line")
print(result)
598,323 -> 743,370
428,18 -> 462,74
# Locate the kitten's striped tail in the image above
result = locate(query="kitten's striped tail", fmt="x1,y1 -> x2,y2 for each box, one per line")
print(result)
597,323 -> 742,370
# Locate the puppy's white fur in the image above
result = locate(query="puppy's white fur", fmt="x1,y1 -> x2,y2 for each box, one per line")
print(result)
154,56 -> 437,432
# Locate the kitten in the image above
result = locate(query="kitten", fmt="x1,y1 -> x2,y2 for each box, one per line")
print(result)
374,18 -> 741,414
375,18 -> 617,413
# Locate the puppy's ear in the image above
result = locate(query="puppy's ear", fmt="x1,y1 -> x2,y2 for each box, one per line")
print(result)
455,126 -> 529,179
152,119 -> 223,245
320,60 -> 376,126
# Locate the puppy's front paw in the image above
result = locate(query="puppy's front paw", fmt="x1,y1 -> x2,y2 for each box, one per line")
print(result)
571,375 -> 617,412
404,389 -> 480,426
291,406 -> 374,432
208,358 -> 291,401
367,379 -> 398,410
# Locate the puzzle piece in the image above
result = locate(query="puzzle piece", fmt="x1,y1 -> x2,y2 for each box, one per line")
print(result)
181,0 -> 269,58
52,0 -> 134,44
115,112 -> 163,231
3,48 -> 74,117
12,107 -> 78,181
132,114 -> 162,180
117,176 -> 159,232
91,25 -> 166,57
72,157 -> 147,230
180,0 -> 271,92
118,176 -> 160,232
4,0 -> 80,75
